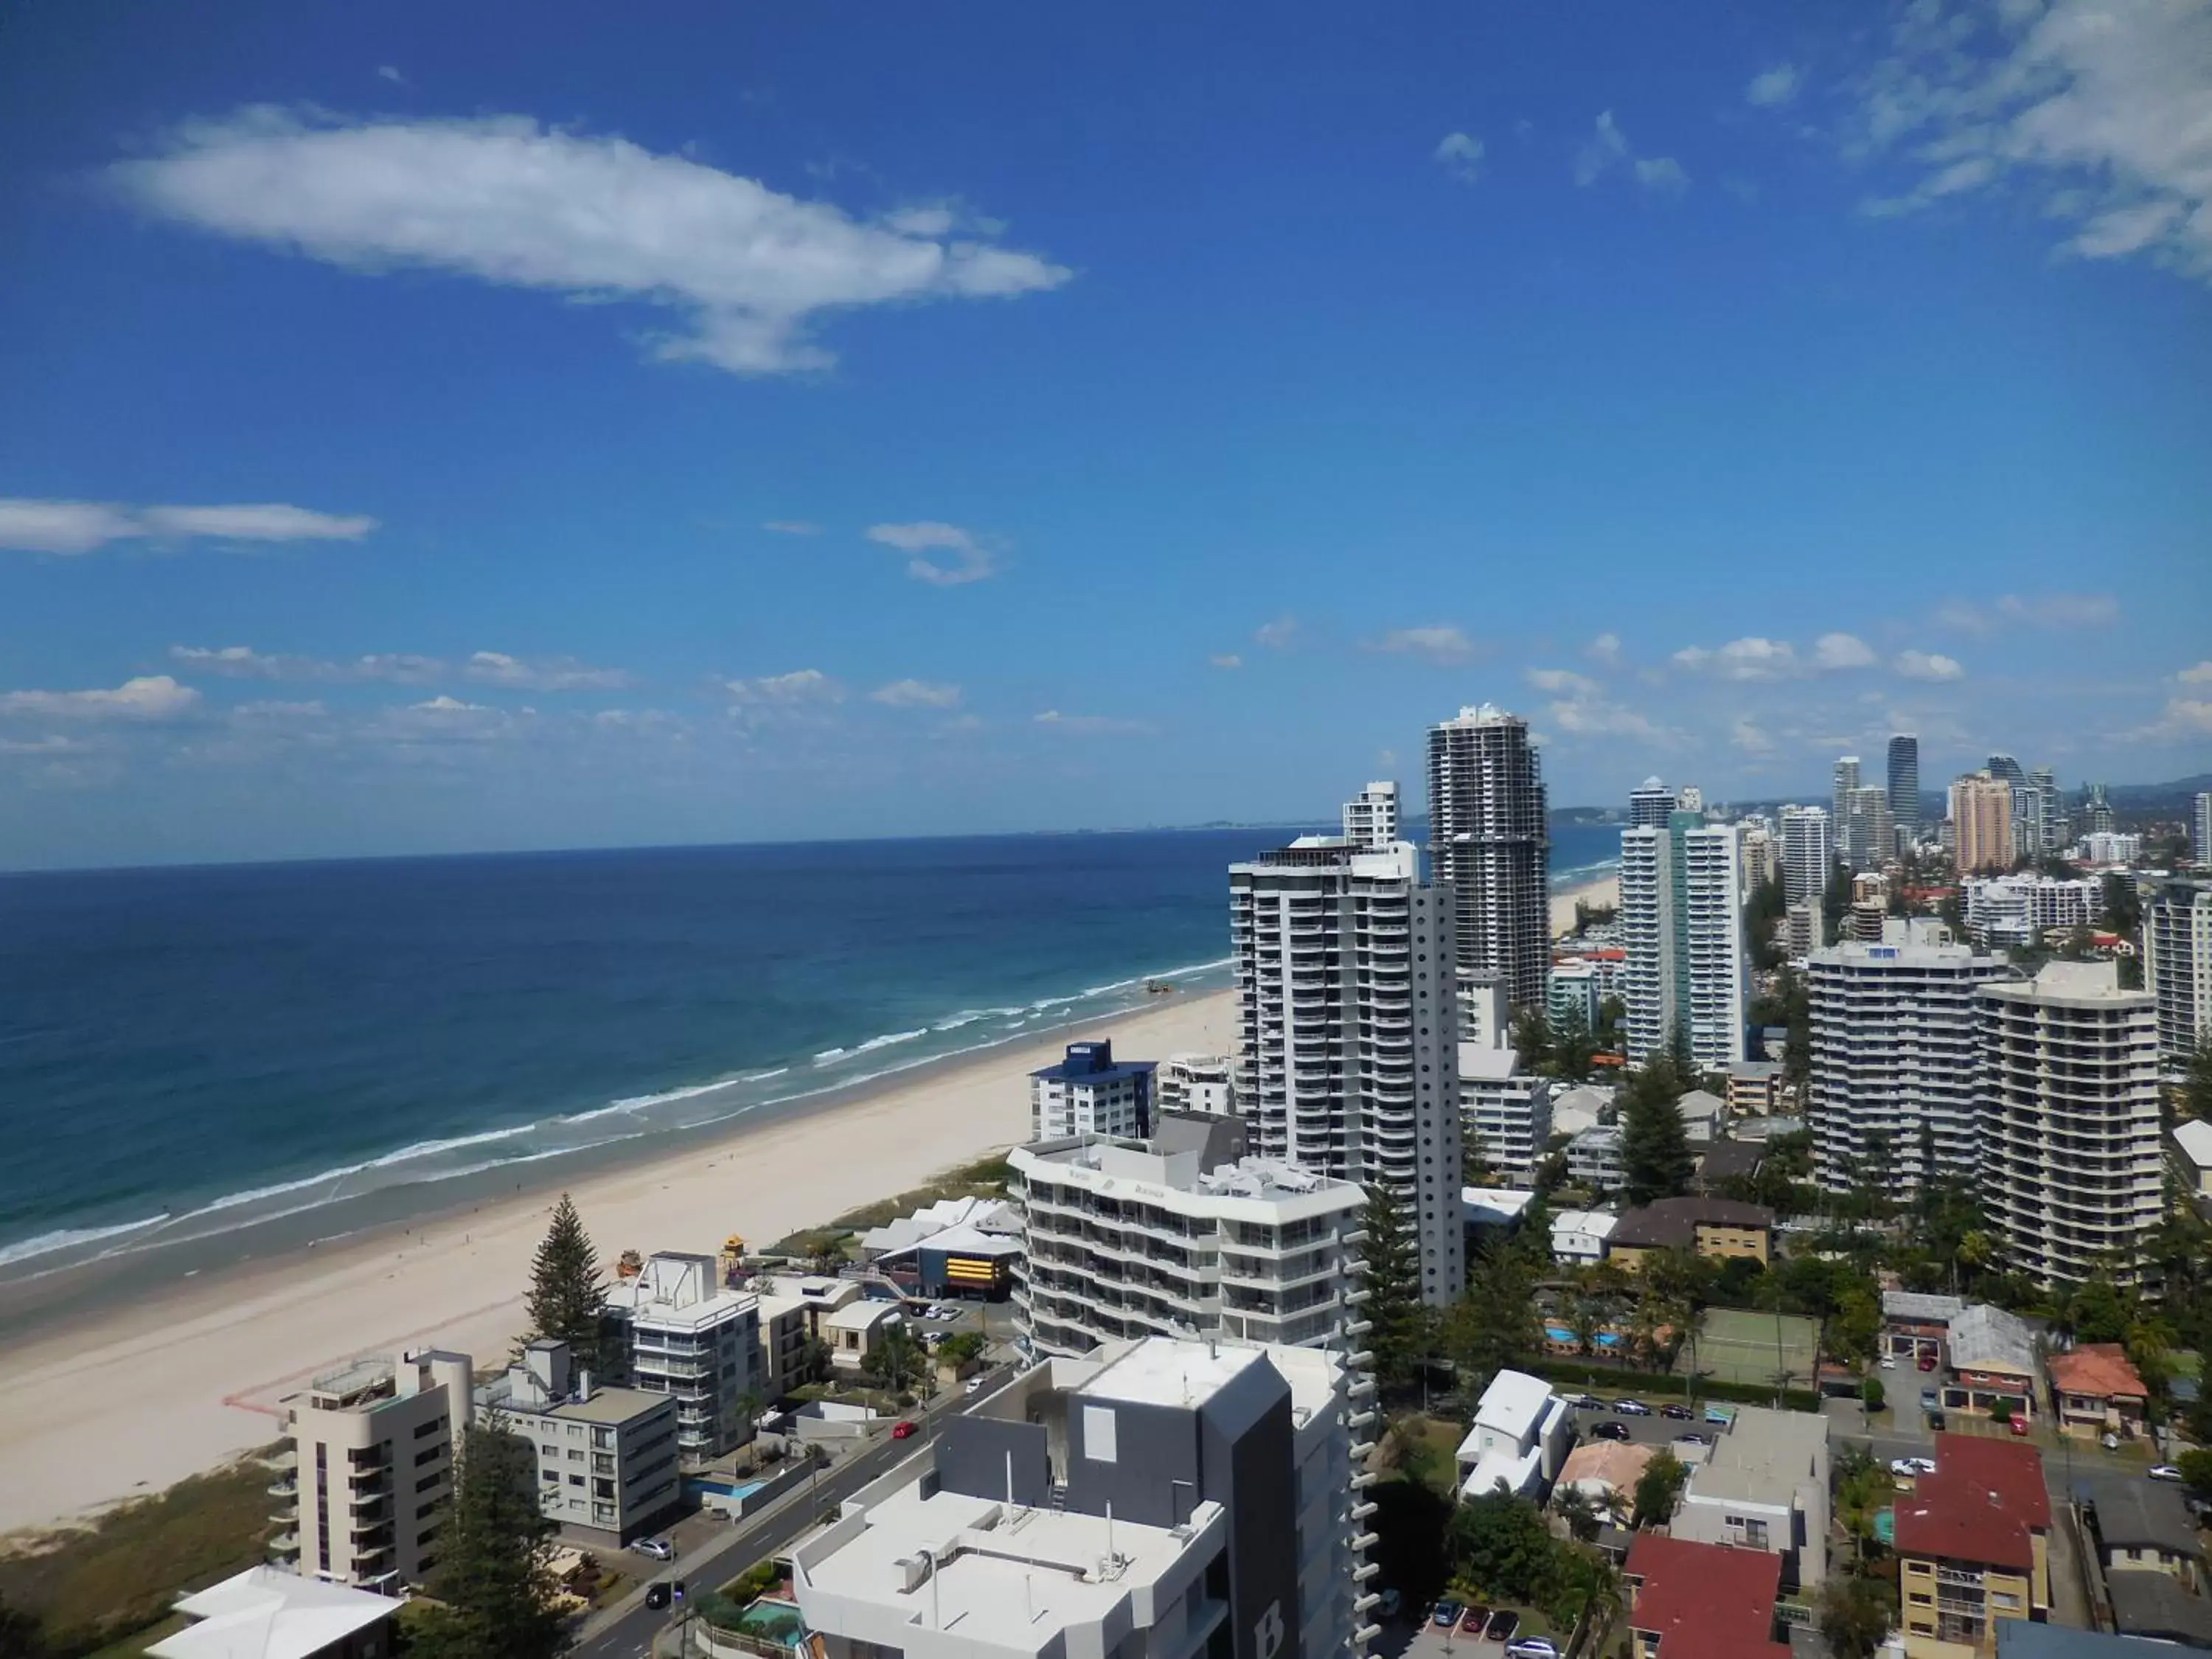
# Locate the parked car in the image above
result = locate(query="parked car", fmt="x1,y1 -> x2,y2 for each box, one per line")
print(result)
1590,1422 -> 1634,1442
1878,1356 -> 1896,1370
1377,1588 -> 1402,1619
2149,1464 -> 2184,1483
1506,1639 -> 1559,1659
1660,1404 -> 1693,1421
891,1419 -> 919,1439
1459,1606 -> 1490,1635
1703,1405 -> 1736,1426
1432,1600 -> 1464,1628
1568,1394 -> 1605,1411
1613,1399 -> 1653,1416
2101,1432 -> 2119,1450
1918,1355 -> 1937,1371
1927,1409 -> 1946,1431
1485,1610 -> 1520,1641
632,1537 -> 675,1562
1920,1389 -> 1941,1411
1674,1432 -> 1714,1447
1890,1455 -> 1935,1476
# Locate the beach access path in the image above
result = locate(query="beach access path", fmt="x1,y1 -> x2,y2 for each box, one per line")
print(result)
0,991 -> 1234,1537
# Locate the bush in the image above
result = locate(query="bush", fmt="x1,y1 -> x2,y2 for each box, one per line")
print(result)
1861,1376 -> 1885,1412
1517,1356 -> 1820,1411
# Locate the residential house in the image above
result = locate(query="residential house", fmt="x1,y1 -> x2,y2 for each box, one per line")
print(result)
1555,1439 -> 1655,1526
1606,1197 -> 1775,1273
2073,1474 -> 2205,1595
1943,1304 -> 2039,1425
1672,1405 -> 1832,1593
1726,1060 -> 1785,1117
2048,1346 -> 2148,1441
1621,1533 -> 1791,1659
1551,1208 -> 1619,1266
147,1568 -> 397,1659
1567,1125 -> 1626,1192
2174,1119 -> 2212,1199
1464,1185 -> 1537,1239
1455,1368 -> 1573,1501
1676,1088 -> 1728,1144
1883,1292 -> 1966,1366
1732,1114 -> 1804,1143
1694,1140 -> 1764,1197
2105,1573 -> 2212,1647
824,1301 -> 907,1376
1551,1085 -> 1613,1141
752,1273 -> 864,1399
1896,1434 -> 2051,1659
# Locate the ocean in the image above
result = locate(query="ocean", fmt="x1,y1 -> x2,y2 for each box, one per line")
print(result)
0,822 -> 1621,1281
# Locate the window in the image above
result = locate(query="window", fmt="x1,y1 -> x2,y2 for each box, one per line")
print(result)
568,1473 -> 585,1487
543,1469 -> 560,1484
414,1447 -> 441,1467
415,1473 -> 442,1494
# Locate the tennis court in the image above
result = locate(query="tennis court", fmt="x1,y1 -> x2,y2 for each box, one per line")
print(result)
1673,1307 -> 1820,1388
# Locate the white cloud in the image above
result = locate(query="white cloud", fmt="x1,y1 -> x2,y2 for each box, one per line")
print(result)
1033,709 -> 1153,735
723,668 -> 844,704
1576,111 -> 1688,192
1433,131 -> 1486,184
1934,591 -> 2120,633
865,521 -> 1001,585
1254,616 -> 1298,650
0,675 -> 201,721
1372,625 -> 1479,664
1210,654 -> 1243,669
1895,649 -> 1966,681
1812,631 -> 1878,670
1854,0 -> 2212,282
0,498 -> 375,554
1546,695 -> 1666,740
1747,63 -> 1802,107
1731,716 -> 1776,754
2121,698 -> 2212,742
113,109 -> 1072,375
1526,667 -> 1599,695
376,66 -> 406,84
1672,636 -> 1798,681
2177,661 -> 2212,685
869,678 -> 961,709
167,645 -> 443,685
1585,631 -> 1624,666
762,520 -> 821,536
463,651 -> 630,691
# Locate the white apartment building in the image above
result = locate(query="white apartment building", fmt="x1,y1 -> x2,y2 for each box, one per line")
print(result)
2144,879 -> 2212,1077
1780,806 -> 1830,911
1547,961 -> 1602,1029
1454,1369 -> 1572,1501
793,1338 -> 1368,1659
1963,874 -> 2101,951
1427,705 -> 1551,1012
1459,1045 -> 1554,1188
1231,817 -> 1464,1309
1630,777 -> 1676,830
1807,921 -> 2013,1197
604,1252 -> 765,1461
1009,1119 -> 1370,1357
1978,961 -> 2163,1290
1341,781 -> 1399,851
1832,758 -> 1861,862
1550,1208 -> 1618,1265
1843,786 -> 1894,874
1158,1054 -> 1237,1116
2196,792 -> 2211,867
2074,830 -> 2141,866
1620,817 -> 1745,1070
1031,1040 -> 1158,1141
485,1339 -> 681,1544
1566,1125 -> 1625,1193
274,1349 -> 470,1590
1456,970 -> 1511,1050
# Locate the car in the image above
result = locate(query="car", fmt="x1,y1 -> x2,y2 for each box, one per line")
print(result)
1613,1399 -> 1652,1416
891,1420 -> 918,1439
1458,1606 -> 1490,1635
1569,1394 -> 1605,1411
1918,1355 -> 1937,1371
2101,1432 -> 2120,1451
1660,1404 -> 1693,1421
644,1583 -> 672,1610
1377,1588 -> 1402,1620
1703,1405 -> 1736,1426
1927,1409 -> 1947,1431
2008,1416 -> 2029,1436
1431,1600 -> 1464,1628
1590,1422 -> 1633,1442
966,1377 -> 987,1394
1921,1389 -> 1941,1411
1878,1357 -> 1897,1370
1889,1455 -> 1936,1476
2149,1464 -> 2184,1482
1674,1432 -> 1713,1447
632,1537 -> 675,1562
1506,1639 -> 1559,1659
1485,1610 -> 1520,1641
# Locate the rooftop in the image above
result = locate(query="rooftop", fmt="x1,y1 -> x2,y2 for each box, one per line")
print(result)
1677,1089 -> 1726,1121
1894,1434 -> 2050,1571
1472,1369 -> 1555,1440
1683,1406 -> 1829,1509
1610,1197 -> 1775,1251
1697,1142 -> 1764,1185
2073,1472 -> 2202,1557
2174,1118 -> 2212,1169
1458,1045 -> 1524,1082
1029,1040 -> 1159,1086
1012,1136 -> 1361,1218
1983,959 -> 2152,1009
1997,1621 -> 2190,1656
1558,1438 -> 1655,1494
860,1196 -> 1020,1258
1947,1303 -> 2037,1377
605,1253 -> 758,1330
147,1567 -> 396,1659
1464,1187 -> 1537,1225
1624,1534 -> 1790,1659
1882,1290 -> 1966,1324
1551,1208 -> 1618,1239
2048,1343 -> 2146,1402
2106,1571 -> 2212,1646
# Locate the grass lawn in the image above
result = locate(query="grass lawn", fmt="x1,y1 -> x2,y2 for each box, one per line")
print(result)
80,1612 -> 189,1659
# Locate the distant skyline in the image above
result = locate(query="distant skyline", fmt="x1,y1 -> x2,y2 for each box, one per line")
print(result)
2,1 -> 2208,870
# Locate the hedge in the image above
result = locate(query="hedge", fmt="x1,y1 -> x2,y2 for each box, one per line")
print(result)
1519,1356 -> 1820,1412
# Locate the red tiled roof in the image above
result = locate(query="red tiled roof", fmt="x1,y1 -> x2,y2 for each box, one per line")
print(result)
1625,1534 -> 1790,1659
2048,1343 -> 2146,1402
1893,1433 -> 2051,1573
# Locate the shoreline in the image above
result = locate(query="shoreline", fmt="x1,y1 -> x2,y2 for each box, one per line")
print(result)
0,989 -> 1235,1537
1551,872 -> 1621,939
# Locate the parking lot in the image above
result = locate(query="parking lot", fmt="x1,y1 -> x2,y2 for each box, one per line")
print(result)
1378,1607 -> 1558,1659
1562,1393 -> 1735,1455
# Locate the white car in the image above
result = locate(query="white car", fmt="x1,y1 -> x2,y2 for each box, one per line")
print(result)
2149,1464 -> 2184,1483
1878,1357 -> 1897,1370
1506,1640 -> 1559,1659
631,1537 -> 675,1561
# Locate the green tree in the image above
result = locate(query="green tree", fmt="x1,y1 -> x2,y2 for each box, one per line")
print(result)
1511,1004 -> 1555,1071
1442,1243 -> 1538,1394
1618,1057 -> 1694,1206
2099,872 -> 2143,935
865,1323 -> 926,1394
1463,1135 -> 1499,1190
1834,1447 -> 1891,1567
411,1421 -> 568,1659
1360,1186 -> 1430,1389
1553,1486 -> 1601,1543
1861,1374 -> 1885,1413
1816,1576 -> 1897,1659
1632,1449 -> 1687,1528
1448,1492 -> 1556,1602
2176,1448 -> 2212,1499
2066,1275 -> 2134,1344
2184,1040 -> 2212,1126
524,1194 -> 608,1371
1549,1004 -> 1598,1083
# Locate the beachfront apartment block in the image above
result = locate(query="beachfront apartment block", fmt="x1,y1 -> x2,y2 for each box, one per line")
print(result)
1230,821 -> 1464,1308
1458,1045 -> 1553,1188
2143,877 -> 2212,1077
1426,704 -> 1551,1012
1340,780 -> 1399,851
1158,1054 -> 1237,1117
1032,1040 -> 1158,1141
603,1251 -> 765,1461
1978,961 -> 2163,1291
1619,811 -> 1747,1071
273,1348 -> 470,1590
1009,1114 -> 1370,1358
1807,918 -> 2013,1199
791,1336 -> 1368,1659
481,1338 -> 681,1544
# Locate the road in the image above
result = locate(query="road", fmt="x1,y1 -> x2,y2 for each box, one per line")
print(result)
571,1368 -> 1007,1659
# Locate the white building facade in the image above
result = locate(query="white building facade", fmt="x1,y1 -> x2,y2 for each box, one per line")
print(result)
1620,815 -> 1745,1071
1458,1045 -> 1554,1188
2143,878 -> 2212,1079
1963,874 -> 2101,951
1426,705 -> 1551,1012
603,1253 -> 765,1461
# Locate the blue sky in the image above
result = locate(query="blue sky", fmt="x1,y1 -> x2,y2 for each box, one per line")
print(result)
1,0 -> 2208,869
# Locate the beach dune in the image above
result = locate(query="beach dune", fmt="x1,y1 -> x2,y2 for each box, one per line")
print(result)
0,992 -> 1233,1537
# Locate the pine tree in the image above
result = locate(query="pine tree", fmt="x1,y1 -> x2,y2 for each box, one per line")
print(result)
1360,1186 -> 1430,1389
411,1421 -> 568,1659
525,1194 -> 608,1371
1619,1057 -> 1694,1207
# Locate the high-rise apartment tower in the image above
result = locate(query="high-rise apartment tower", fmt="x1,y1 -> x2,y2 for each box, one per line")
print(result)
1886,734 -> 1920,840
1425,704 -> 1550,1011
1619,810 -> 1746,1070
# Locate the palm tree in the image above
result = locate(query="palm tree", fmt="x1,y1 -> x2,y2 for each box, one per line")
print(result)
1554,1485 -> 1600,1543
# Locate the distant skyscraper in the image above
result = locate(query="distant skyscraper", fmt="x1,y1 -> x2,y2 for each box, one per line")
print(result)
2197,793 -> 2212,867
1426,704 -> 1550,1012
2087,782 -> 2115,836
1629,777 -> 1674,828
1620,810 -> 1746,1071
1986,754 -> 2025,789
1675,784 -> 1704,815
1832,757 -> 1861,863
1231,803 -> 1464,1307
2143,878 -> 2212,1079
1341,779 -> 1399,850
1886,734 -> 1920,839
2030,767 -> 2062,854
1779,805 -> 1831,909
1950,771 -> 2014,874
1842,786 -> 1893,874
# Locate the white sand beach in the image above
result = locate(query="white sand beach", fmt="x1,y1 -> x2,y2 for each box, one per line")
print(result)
1551,873 -> 1621,939
0,991 -> 1234,1538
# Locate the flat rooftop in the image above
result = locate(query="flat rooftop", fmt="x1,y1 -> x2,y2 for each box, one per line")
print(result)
1076,1335 -> 1341,1427
533,1385 -> 671,1427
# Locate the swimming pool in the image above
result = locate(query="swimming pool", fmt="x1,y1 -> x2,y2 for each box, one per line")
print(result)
687,1477 -> 766,1500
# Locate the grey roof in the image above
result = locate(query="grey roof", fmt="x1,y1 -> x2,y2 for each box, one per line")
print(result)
2107,1571 -> 2212,1646
2077,1474 -> 2205,1558
1946,1302 -> 2037,1375
1998,1621 -> 2202,1656
1683,1405 -> 1828,1509
1697,1141 -> 1764,1184
1677,1089 -> 1726,1121
1150,1111 -> 1247,1168
1728,1060 -> 1783,1081
1883,1291 -> 1966,1324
